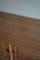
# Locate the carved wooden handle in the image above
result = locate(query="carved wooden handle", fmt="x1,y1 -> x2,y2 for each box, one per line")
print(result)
9,44 -> 13,60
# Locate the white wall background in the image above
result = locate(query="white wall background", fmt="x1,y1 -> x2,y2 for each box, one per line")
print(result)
0,0 -> 40,19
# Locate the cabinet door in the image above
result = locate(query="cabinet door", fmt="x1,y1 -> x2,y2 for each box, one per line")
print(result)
0,40 -> 16,60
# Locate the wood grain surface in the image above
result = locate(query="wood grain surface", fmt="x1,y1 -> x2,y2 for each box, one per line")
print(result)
0,12 -> 40,60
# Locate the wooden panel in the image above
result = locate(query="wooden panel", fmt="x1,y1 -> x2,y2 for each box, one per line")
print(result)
0,12 -> 40,60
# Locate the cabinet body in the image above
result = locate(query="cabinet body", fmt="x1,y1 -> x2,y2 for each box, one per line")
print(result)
0,12 -> 40,60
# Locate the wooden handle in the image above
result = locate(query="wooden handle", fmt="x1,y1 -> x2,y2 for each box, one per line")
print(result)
9,44 -> 13,60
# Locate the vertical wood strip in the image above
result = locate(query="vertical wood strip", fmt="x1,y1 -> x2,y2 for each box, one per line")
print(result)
14,46 -> 17,60
2,42 -> 6,56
